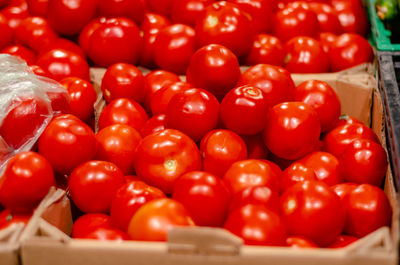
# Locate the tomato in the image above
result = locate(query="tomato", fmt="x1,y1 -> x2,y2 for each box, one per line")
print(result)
223,159 -> 280,194
274,2 -> 319,42
238,64 -> 295,107
195,1 -> 253,58
263,102 -> 321,160
328,235 -> 358,248
147,0 -> 173,17
220,85 -> 269,135
98,98 -> 149,131
153,23 -> 196,75
71,213 -> 112,238
128,198 -> 195,241
1,44 -> 36,65
47,0 -> 97,36
134,129 -> 201,194
224,204 -> 287,246
344,184 -> 392,237
97,0 -> 146,25
87,17 -> 142,67
242,134 -> 269,160
331,182 -> 358,201
95,124 -> 142,175
140,114 -> 167,137
27,0 -> 48,17
38,115 -> 97,175
78,17 -> 107,54
0,14 -> 13,50
0,3 -> 29,29
319,32 -> 338,53
334,2 -> 368,36
46,89 -> 71,115
68,160 -> 125,213
150,81 -> 192,115
229,185 -> 279,213
0,209 -> 31,230
0,96 -> 50,149
280,180 -> 345,246
59,77 -> 96,122
280,162 -> 317,192
0,0 -> 10,8
171,0 -> 214,27
84,227 -> 130,241
286,236 -> 318,248
0,151 -> 55,213
166,88 -> 220,142
332,114 -> 363,129
309,2 -> 342,34
36,49 -> 90,81
329,33 -> 373,72
110,181 -> 165,230
245,34 -> 285,66
38,38 -> 86,59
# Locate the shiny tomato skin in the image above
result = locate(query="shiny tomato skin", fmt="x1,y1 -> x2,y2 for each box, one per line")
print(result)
200,129 -> 248,178
68,160 -> 125,213
38,38 -> 86,59
134,129 -> 202,194
1,44 -> 36,65
59,77 -> 96,122
27,0 -> 48,17
319,32 -> 338,53
128,198 -> 195,241
309,2 -> 342,34
220,85 -> 269,135
245,34 -> 285,66
172,171 -> 231,226
331,182 -> 358,201
95,124 -> 142,175
263,102 -> 321,160
110,180 -> 166,231
83,227 -> 130,241
286,236 -> 318,248
97,0 -> 146,25
335,3 -> 369,36
328,235 -> 358,248
0,209 -> 31,230
242,134 -> 269,160
171,0 -> 214,27
332,114 -> 363,129
38,115 -> 97,175
71,213 -> 112,238
140,114 -> 167,137
280,180 -> 345,246
280,162 -> 317,192
224,204 -> 287,246
0,14 -> 14,50
0,151 -> 55,213
166,88 -> 220,142
195,1 -> 254,58
78,17 -> 107,54
229,185 -> 279,213
98,98 -> 149,132
0,3 -> 29,29
150,81 -> 192,116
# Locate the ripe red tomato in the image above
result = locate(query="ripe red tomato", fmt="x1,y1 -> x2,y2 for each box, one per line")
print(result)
328,235 -> 358,248
223,159 -> 280,194
280,180 -> 345,246
171,0 -> 214,27
263,102 -> 321,160
0,2 -> 29,29
98,98 -> 149,131
97,0 -> 146,25
0,14 -> 13,50
245,34 -> 285,66
334,2 -> 369,36
229,185 -> 279,213
224,204 -> 287,246
38,114 -> 97,175
220,85 -> 269,135
239,64 -> 295,107
195,1 -> 254,58
150,81 -> 192,115
128,198 -> 195,241
0,209 -> 31,230
78,17 -> 107,54
36,49 -> 90,81
27,0 -> 48,17
319,32 -> 338,53
339,140 -> 387,186
286,236 -> 318,248
84,227 -> 130,241
140,114 -> 167,137
95,124 -> 142,175
38,38 -> 86,59
1,44 -> 36,65
0,96 -> 49,149
332,114 -> 363,129
46,89 -> 71,115
87,17 -> 142,67
0,151 -> 55,213
68,160 -> 125,213
329,33 -> 373,72
344,184 -> 392,237
110,180 -> 165,230
242,134 -> 269,159
331,182 -> 358,201
59,77 -> 96,122
309,2 -> 342,34
147,0 -> 174,17
71,213 -> 112,238
134,129 -> 202,194
166,88 -> 220,142
280,162 -> 317,192
153,23 -> 196,74
47,0 -> 97,36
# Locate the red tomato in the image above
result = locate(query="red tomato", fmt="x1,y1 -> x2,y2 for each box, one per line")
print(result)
280,162 -> 317,192
319,32 -> 338,53
134,129 -> 202,194
98,98 -> 149,131
83,227 -> 130,241
339,140 -> 387,186
229,185 -> 279,213
59,77 -> 96,122
0,14 -> 13,50
36,49 -> 90,81
68,160 -> 125,213
195,1 -> 254,58
0,3 -> 29,29
150,81 -> 192,115
1,44 -> 36,65
286,236 -> 318,248
329,33 -> 373,72
331,182 -> 358,201
171,0 -> 214,27
173,171 -> 231,226
78,17 -> 107,54
147,0 -> 173,17
87,17 -> 142,67
0,0 -> 10,8
0,209 -> 31,230
263,102 -> 321,160
101,63 -> 145,104
27,0 -> 48,17
332,114 -> 363,129
38,38 -> 86,59
97,0 -> 146,25
71,213 -> 112,238
245,34 -> 285,66
224,204 -> 287,246
344,184 -> 392,237
95,124 -> 142,175
47,0 -> 97,36
239,64 -> 295,107
220,85 -> 269,135
166,88 -> 220,142
140,114 -> 167,137
328,235 -> 358,248
242,134 -> 269,160
38,115 -> 97,175
110,180 -> 165,230
334,2 -> 368,36
309,2 -> 342,34
128,198 -> 195,241
200,129 -> 248,177
153,23 -> 196,74
29,65 -> 49,78
0,151 -> 55,213
223,159 -> 280,194
186,44 -> 240,100
280,180 -> 345,246
0,96 -> 49,149
46,89 -> 71,115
